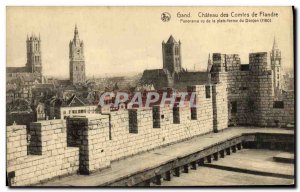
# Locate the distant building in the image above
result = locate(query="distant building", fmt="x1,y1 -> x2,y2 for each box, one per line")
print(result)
270,37 -> 282,98
140,35 -> 209,90
162,35 -> 183,74
6,34 -> 44,107
33,102 -> 46,121
26,34 -> 42,75
7,34 -> 43,82
50,95 -> 98,119
69,25 -> 86,85
6,98 -> 35,126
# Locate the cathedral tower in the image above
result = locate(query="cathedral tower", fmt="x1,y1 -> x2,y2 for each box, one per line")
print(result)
270,37 -> 281,92
162,35 -> 183,74
69,25 -> 85,84
26,34 -> 42,75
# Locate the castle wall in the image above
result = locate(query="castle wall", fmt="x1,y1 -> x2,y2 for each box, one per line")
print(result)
212,83 -> 228,131
108,84 -> 214,161
7,64 -> 293,186
211,54 -> 253,125
211,52 -> 294,127
265,90 -> 294,127
7,120 -> 79,186
66,115 -> 110,174
7,84 -> 230,186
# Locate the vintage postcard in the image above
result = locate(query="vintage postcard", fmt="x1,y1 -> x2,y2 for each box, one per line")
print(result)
6,6 -> 294,187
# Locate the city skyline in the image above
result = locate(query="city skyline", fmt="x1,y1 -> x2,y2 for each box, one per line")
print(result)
7,7 -> 293,78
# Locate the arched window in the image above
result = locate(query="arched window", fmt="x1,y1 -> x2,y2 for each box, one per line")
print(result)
75,66 -> 77,71
81,66 -> 83,71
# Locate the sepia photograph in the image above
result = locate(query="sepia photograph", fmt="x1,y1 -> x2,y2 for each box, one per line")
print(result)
5,6 -> 295,187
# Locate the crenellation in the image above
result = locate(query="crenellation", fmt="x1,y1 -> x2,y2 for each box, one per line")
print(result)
209,49 -> 293,127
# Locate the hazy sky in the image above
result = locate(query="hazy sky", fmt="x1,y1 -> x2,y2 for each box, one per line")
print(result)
7,6 -> 293,78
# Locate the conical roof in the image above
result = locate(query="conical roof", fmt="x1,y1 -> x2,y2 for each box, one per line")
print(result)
167,35 -> 177,44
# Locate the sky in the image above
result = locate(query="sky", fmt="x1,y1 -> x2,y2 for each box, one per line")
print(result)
6,6 -> 294,78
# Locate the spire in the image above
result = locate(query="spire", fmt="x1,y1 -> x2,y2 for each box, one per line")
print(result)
207,53 -> 212,73
207,53 -> 212,65
73,24 -> 80,45
273,36 -> 278,50
75,24 -> 78,35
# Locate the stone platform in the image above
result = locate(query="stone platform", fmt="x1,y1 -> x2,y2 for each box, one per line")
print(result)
273,152 -> 294,163
38,127 -> 294,187
159,149 -> 294,186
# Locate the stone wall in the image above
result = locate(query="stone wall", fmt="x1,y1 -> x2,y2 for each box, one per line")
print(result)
108,84 -> 214,161
210,52 -> 294,127
7,84 -> 229,186
212,83 -> 228,131
66,115 -> 110,174
267,90 -> 295,127
7,120 -> 79,186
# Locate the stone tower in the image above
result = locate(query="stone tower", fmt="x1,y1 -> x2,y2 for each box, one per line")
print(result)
69,25 -> 85,85
162,35 -> 183,74
26,34 -> 42,75
270,37 -> 281,92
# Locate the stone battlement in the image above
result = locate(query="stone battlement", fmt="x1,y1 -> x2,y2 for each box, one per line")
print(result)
210,52 -> 294,127
211,52 -> 270,73
7,84 -> 228,186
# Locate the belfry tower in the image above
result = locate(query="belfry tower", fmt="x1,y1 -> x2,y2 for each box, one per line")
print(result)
270,37 -> 282,95
26,34 -> 42,75
69,25 -> 86,84
162,35 -> 183,74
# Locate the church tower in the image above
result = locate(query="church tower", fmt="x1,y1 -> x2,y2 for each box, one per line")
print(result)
270,37 -> 281,92
162,35 -> 183,74
69,25 -> 85,84
26,34 -> 42,75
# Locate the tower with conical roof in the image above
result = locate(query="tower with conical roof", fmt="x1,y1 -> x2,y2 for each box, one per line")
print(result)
69,25 -> 85,84
26,33 -> 42,75
162,35 -> 183,73
270,36 -> 281,93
